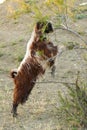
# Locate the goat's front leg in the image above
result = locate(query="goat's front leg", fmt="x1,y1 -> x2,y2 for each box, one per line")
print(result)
51,65 -> 56,77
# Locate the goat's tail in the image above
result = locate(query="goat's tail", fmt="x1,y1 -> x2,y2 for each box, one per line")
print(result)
10,69 -> 17,78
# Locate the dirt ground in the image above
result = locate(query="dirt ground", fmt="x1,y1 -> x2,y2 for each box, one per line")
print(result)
0,1 -> 87,130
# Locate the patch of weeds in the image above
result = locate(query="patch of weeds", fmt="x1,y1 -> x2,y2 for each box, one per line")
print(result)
13,47 -> 25,63
75,13 -> 87,20
11,38 -> 24,46
78,6 -> 87,12
17,55 -> 24,62
57,72 -> 87,129
64,42 -> 79,50
13,20 -> 19,24
11,10 -> 22,19
78,31 -> 85,36
0,68 -> 9,73
25,0 -> 38,4
19,37 -> 24,42
0,52 -> 4,57
8,1 -> 31,19
66,71 -> 75,77
11,41 -> 17,46
0,68 -> 3,73
0,43 -> 7,48
83,53 -> 87,61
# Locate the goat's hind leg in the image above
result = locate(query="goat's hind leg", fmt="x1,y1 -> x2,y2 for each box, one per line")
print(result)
11,103 -> 18,117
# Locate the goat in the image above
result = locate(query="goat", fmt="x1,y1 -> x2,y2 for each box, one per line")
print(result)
10,21 -> 58,117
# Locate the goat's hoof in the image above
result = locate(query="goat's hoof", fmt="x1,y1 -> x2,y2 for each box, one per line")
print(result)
13,112 -> 18,117
51,72 -> 55,77
11,110 -> 18,117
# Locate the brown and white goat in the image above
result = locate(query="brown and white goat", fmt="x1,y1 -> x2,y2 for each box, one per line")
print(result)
10,21 -> 58,117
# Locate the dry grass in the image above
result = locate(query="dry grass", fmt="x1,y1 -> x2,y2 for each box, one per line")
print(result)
0,0 -> 87,130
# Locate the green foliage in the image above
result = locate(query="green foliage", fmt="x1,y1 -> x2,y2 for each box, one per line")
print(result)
7,0 -> 79,26
83,53 -> 87,61
7,0 -> 31,19
57,74 -> 87,129
75,13 -> 87,20
78,5 -> 87,12
11,41 -> 17,46
17,55 -> 24,62
0,52 -> 4,57
65,42 -> 75,50
30,4 -> 50,23
45,0 -> 77,25
63,42 -> 79,50
36,50 -> 44,57
13,50 -> 24,62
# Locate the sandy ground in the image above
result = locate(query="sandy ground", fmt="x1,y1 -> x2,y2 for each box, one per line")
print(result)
0,1 -> 87,130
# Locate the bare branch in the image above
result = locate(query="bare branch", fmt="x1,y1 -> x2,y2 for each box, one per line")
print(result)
36,81 -> 75,85
55,24 -> 87,45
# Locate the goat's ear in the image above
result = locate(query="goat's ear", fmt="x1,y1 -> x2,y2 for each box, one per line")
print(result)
35,21 -> 44,32
44,22 -> 53,33
35,22 -> 41,31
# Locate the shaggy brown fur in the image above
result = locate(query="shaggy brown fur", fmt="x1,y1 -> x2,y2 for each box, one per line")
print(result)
28,22 -> 58,74
34,40 -> 58,76
11,57 -> 45,116
10,21 -> 58,117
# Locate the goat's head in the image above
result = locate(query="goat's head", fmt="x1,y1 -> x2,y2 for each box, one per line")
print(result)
35,21 -> 53,34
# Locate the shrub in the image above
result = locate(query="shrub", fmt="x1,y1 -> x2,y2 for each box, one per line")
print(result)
57,72 -> 87,129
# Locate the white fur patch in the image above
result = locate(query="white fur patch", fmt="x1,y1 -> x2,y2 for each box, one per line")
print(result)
18,30 -> 36,71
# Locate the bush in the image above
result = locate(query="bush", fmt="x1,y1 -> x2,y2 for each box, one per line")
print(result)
57,72 -> 87,129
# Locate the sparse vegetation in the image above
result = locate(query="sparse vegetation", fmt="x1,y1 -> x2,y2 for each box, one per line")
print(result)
83,53 -> 87,61
75,13 -> 87,20
11,41 -> 17,46
64,42 -> 76,50
0,52 -> 4,57
57,72 -> 87,129
7,0 -> 31,19
16,55 -> 24,62
0,0 -> 87,130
